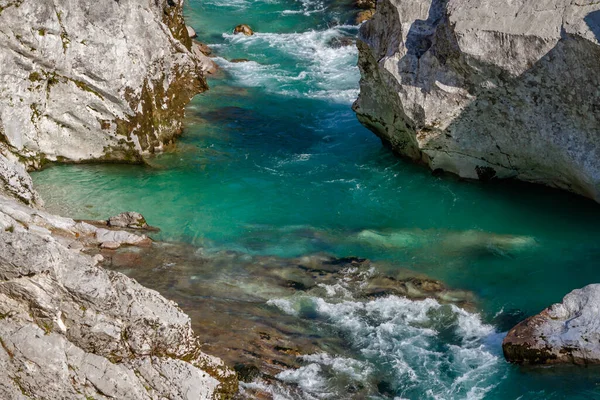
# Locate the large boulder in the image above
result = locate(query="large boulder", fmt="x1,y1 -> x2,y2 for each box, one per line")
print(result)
0,0 -> 207,168
353,0 -> 600,201
503,284 -> 600,365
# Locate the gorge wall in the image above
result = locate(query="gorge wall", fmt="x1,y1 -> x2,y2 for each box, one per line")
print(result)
0,0 -> 212,205
353,0 -> 600,201
0,0 -> 237,397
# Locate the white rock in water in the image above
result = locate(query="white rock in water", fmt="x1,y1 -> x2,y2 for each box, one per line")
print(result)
108,211 -> 148,229
354,0 -> 600,201
187,25 -> 198,38
503,284 -> 600,365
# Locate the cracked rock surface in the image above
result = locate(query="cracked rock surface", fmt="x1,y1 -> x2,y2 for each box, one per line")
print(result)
0,0 -> 209,172
0,195 -> 237,399
354,0 -> 600,200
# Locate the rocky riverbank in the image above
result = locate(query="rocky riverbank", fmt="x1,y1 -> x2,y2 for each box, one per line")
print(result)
0,0 -> 213,181
0,195 -> 237,398
353,0 -> 600,201
0,0 -> 238,398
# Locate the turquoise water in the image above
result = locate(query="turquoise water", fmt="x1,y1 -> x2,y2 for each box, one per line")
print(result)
33,0 -> 600,398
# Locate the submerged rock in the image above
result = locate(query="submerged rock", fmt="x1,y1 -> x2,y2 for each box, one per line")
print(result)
503,284 -> 600,365
327,36 -> 355,48
353,0 -> 600,201
98,244 -> 477,379
233,24 -> 254,36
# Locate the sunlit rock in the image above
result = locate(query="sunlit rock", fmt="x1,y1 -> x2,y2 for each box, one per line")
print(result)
0,0 -> 208,168
503,284 -> 600,365
0,194 -> 238,398
354,0 -> 600,201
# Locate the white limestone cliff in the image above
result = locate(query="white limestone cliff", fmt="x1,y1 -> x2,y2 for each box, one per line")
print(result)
354,0 -> 600,200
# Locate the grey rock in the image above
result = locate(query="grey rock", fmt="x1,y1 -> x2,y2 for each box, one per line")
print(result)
100,241 -> 121,250
192,42 -> 220,75
0,0 -> 207,168
96,228 -> 147,246
503,284 -> 600,365
0,150 -> 41,207
0,194 -> 238,398
354,0 -> 600,201
108,211 -> 148,229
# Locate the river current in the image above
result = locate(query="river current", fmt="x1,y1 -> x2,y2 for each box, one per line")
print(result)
33,0 -> 600,398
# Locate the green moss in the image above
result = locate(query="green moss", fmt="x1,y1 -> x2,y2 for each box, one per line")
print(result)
46,72 -> 59,87
29,103 -> 41,124
100,144 -> 143,164
161,3 -> 191,50
4,225 -> 14,233
37,320 -> 52,335
11,376 -> 28,396
28,72 -> 42,82
60,31 -> 70,51
54,9 -> 70,52
73,80 -> 104,100
38,28 -> 46,36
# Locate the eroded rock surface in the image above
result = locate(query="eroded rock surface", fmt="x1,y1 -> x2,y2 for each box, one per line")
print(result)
503,284 -> 600,365
354,0 -> 600,200
0,195 -> 237,398
0,0 -> 208,168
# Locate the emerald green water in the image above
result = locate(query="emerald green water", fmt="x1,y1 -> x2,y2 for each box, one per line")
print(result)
33,0 -> 600,398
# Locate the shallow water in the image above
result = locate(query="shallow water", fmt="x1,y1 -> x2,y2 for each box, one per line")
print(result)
33,0 -> 600,398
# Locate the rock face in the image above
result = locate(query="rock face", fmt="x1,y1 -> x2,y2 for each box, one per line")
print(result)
0,0 -> 208,170
0,0 -> 240,397
0,195 -> 238,398
353,0 -> 600,201
503,284 -> 600,365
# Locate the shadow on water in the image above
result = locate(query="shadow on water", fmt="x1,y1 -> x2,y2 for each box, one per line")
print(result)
585,10 -> 600,41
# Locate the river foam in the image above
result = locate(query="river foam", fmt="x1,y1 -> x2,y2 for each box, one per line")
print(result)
268,295 -> 504,399
216,25 -> 359,103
